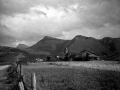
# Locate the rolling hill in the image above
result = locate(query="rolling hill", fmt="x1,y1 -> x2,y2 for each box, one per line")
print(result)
0,46 -> 36,64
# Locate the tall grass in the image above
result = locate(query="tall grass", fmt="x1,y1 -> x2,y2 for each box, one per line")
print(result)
23,67 -> 120,90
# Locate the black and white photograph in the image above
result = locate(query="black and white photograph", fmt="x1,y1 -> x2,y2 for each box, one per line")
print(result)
0,0 -> 120,90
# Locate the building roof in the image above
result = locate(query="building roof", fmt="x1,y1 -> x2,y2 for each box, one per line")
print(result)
80,50 -> 100,57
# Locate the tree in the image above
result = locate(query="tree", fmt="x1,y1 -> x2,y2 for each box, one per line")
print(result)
46,56 -> 51,61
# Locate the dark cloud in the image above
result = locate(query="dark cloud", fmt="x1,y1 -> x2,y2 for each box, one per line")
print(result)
0,0 -> 27,15
75,0 -> 120,29
0,0 -> 47,16
0,0 -> 120,47
0,24 -> 16,46
0,0 -> 62,15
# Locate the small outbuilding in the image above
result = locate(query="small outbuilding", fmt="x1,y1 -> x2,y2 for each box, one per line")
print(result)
80,50 -> 101,60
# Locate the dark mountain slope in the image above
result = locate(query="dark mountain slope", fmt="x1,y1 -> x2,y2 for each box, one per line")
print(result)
16,44 -> 29,50
100,37 -> 120,56
26,35 -> 120,58
0,46 -> 32,64
28,36 -> 70,55
66,35 -> 109,56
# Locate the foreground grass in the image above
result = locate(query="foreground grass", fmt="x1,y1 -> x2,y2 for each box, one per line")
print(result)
0,66 -> 10,90
0,64 -> 20,90
0,69 -> 7,90
23,66 -> 120,90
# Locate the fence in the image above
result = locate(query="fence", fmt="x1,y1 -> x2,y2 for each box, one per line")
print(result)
10,62 -> 37,90
18,62 -> 37,90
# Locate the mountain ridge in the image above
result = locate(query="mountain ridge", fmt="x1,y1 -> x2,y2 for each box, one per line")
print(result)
26,35 -> 120,56
27,36 -> 70,55
16,44 -> 29,50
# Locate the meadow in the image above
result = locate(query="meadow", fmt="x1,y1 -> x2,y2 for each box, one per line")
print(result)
0,65 -> 10,90
23,61 -> 120,90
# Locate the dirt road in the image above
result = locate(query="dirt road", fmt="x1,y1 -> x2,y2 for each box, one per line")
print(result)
0,65 -> 9,71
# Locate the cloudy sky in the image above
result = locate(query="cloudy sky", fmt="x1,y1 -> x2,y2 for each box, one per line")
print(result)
0,0 -> 120,47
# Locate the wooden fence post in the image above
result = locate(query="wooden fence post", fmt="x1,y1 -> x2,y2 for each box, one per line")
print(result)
31,72 -> 36,90
20,63 -> 22,77
19,81 -> 25,90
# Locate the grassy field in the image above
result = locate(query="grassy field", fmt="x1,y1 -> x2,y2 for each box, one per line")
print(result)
0,65 -> 9,90
23,61 -> 120,90
52,61 -> 120,71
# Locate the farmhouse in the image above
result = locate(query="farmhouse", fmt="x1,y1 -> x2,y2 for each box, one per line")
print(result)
36,58 -> 43,62
80,50 -> 101,60
107,53 -> 120,61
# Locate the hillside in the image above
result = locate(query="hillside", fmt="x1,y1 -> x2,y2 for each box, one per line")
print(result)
27,36 -> 70,55
100,37 -> 120,55
0,35 -> 120,61
0,46 -> 35,64
16,44 -> 29,50
25,35 -> 120,58
66,35 -> 109,56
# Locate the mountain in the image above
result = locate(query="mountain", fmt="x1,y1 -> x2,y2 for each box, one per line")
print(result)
0,35 -> 120,63
65,35 -> 120,56
65,35 -> 109,56
27,36 -> 70,55
16,44 -> 29,50
100,37 -> 120,56
26,35 -> 120,58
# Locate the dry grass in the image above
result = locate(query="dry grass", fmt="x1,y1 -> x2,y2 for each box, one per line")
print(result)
53,61 -> 120,71
23,61 -> 120,90
0,65 -> 10,90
